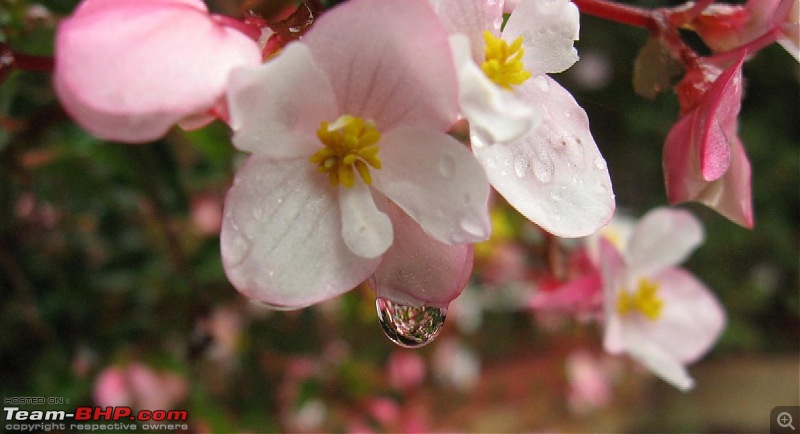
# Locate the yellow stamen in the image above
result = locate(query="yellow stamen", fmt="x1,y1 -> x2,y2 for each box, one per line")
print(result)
481,30 -> 532,90
309,115 -> 382,188
616,278 -> 664,321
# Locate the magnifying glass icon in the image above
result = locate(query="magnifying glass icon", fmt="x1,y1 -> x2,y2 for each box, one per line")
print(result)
778,412 -> 796,430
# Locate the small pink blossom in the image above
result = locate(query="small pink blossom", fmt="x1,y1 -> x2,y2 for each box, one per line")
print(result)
600,207 -> 726,391
54,0 -> 261,142
691,0 -> 799,61
664,57 -> 753,228
565,350 -> 613,414
93,362 -> 187,410
387,350 -> 427,392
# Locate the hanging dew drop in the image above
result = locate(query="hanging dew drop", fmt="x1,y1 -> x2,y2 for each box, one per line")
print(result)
376,298 -> 447,348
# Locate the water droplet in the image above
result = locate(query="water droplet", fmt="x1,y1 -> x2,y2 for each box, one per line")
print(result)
550,189 -> 563,201
438,155 -> 455,177
514,157 -> 531,177
572,175 -> 583,186
492,17 -> 504,29
251,206 -> 263,220
376,298 -> 447,348
459,218 -> 486,238
277,197 -> 285,205
533,76 -> 550,92
532,152 -> 555,183
594,157 -> 607,170
565,111 -> 572,118
593,184 -> 609,194
485,157 -> 497,169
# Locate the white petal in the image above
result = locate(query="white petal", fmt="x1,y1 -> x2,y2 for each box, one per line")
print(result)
624,326 -> 696,392
227,43 -> 339,157
339,182 -> 393,258
450,34 -> 540,143
641,268 -> 726,364
221,157 -> 379,309
502,0 -> 580,75
626,207 -> 704,277
429,0 -> 504,61
303,0 -> 458,132
369,203 -> 473,308
600,239 -> 628,354
372,127 -> 491,244
472,76 -> 615,237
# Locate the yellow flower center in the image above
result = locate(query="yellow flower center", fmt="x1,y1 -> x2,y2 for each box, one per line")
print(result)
616,278 -> 664,321
481,30 -> 532,90
309,115 -> 382,188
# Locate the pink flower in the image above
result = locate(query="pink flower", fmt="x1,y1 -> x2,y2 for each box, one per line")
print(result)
93,362 -> 187,410
387,351 -> 427,392
691,0 -> 799,61
433,0 -> 615,237
664,57 -> 753,228
54,0 -> 261,142
222,0 -> 489,309
565,350 -> 613,414
600,207 -> 726,391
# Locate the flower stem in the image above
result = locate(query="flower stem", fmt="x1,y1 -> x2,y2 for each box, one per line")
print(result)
572,0 -> 655,30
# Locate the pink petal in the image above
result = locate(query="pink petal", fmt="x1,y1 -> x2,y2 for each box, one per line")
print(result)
599,239 -> 627,355
530,272 -> 603,314
54,0 -> 260,142
664,111 -> 754,228
626,207 -> 704,278
450,34 -> 540,143
472,76 -> 615,237
93,367 -> 132,408
338,182 -> 393,258
623,326 -> 696,391
369,203 -> 473,308
698,58 -> 744,180
372,127 -> 491,244
502,0 -> 580,75
429,0 -> 505,61
643,268 -> 726,364
221,157 -> 379,309
303,0 -> 458,132
227,43 -> 338,157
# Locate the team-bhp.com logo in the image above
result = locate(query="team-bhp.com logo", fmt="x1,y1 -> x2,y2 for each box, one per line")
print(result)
5,406 -> 189,432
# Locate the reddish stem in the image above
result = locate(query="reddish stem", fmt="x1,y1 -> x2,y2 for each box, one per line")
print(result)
572,0 -> 655,29
711,26 -> 783,64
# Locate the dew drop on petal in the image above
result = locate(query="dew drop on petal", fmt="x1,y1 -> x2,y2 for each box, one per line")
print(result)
376,298 -> 447,348
532,151 -> 555,183
550,189 -> 563,201
438,155 -> 455,177
533,76 -> 550,92
251,206 -> 263,220
485,157 -> 497,169
459,217 -> 486,238
514,157 -> 531,178
594,157 -> 607,170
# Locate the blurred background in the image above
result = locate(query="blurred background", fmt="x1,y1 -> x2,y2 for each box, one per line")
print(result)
1,0 -> 797,432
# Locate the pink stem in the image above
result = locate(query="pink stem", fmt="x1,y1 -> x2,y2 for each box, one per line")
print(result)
710,26 -> 783,64
572,0 -> 655,29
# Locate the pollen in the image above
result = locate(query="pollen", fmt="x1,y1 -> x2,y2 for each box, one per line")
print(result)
309,115 -> 382,188
616,278 -> 664,321
481,30 -> 532,90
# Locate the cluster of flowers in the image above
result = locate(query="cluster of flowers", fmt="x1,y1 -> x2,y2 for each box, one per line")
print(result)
49,0 -> 797,391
